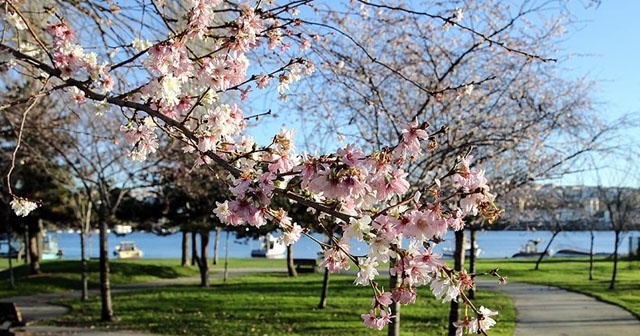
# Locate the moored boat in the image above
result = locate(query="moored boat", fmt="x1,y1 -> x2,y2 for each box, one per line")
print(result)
511,239 -> 549,258
251,234 -> 286,259
42,235 -> 63,260
114,224 -> 133,236
442,238 -> 482,258
113,241 -> 144,259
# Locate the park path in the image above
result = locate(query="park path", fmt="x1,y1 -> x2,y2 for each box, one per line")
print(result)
3,268 -> 640,335
478,280 -> 640,336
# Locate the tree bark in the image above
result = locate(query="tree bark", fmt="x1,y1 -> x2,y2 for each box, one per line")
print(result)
191,230 -> 198,266
388,258 -> 400,336
468,228 -> 477,299
448,230 -> 465,336
199,230 -> 211,287
213,227 -> 221,265
28,219 -> 42,274
535,225 -> 560,270
609,230 -> 620,290
223,231 -> 230,282
181,230 -> 190,267
80,202 -> 91,301
317,267 -> 330,309
99,205 -> 113,322
588,229 -> 595,281
286,245 -> 297,277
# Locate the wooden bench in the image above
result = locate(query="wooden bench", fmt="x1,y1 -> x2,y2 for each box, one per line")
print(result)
293,258 -> 318,273
0,302 -> 24,334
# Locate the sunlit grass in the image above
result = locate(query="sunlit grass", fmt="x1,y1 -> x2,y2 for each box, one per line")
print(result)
55,272 -> 515,336
0,259 -> 199,297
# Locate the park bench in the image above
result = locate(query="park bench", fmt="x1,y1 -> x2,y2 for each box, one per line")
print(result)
0,302 -> 24,335
293,258 -> 318,273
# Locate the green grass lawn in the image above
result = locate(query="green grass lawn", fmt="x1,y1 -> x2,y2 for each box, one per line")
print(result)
0,259 -> 199,297
475,257 -> 640,317
55,272 -> 515,336
6,256 -> 639,335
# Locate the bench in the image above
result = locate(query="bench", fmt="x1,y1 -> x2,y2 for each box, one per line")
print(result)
0,302 -> 24,334
293,258 -> 318,273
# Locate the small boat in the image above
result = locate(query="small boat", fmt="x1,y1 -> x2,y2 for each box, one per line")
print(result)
251,234 -> 286,259
113,241 -> 144,259
42,235 -> 63,260
442,239 -> 482,258
113,224 -> 133,236
512,239 -> 549,258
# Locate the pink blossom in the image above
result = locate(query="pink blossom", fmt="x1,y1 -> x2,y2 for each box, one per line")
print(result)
255,74 -> 271,89
320,242 -> 351,273
391,286 -> 417,305
281,223 -> 302,246
361,309 -> 392,330
337,144 -> 365,166
375,292 -> 393,307
400,120 -> 428,154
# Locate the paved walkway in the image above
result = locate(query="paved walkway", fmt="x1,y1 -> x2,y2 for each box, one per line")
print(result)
478,281 -> 640,336
3,269 -> 640,335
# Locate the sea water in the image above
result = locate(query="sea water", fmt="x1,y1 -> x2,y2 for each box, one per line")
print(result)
48,229 -> 640,260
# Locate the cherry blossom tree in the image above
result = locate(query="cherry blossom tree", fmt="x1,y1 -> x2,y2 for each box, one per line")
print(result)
280,1 -> 629,333
0,1 -> 567,334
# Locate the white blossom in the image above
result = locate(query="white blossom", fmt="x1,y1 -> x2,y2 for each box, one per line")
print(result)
11,197 -> 38,217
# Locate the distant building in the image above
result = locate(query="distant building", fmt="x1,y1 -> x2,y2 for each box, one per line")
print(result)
496,184 -> 640,231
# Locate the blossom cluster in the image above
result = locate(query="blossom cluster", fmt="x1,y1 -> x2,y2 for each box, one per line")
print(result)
10,197 -> 39,217
3,1 -> 502,332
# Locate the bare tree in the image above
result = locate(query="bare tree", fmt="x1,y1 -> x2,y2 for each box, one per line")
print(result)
598,186 -> 640,290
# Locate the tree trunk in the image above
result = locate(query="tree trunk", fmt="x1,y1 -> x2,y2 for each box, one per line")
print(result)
191,231 -> 198,266
80,202 -> 91,301
535,227 -> 560,270
609,230 -> 620,290
28,219 -> 42,274
317,267 -> 330,309
23,229 -> 29,264
7,223 -> 15,289
286,245 -> 297,277
99,206 -> 113,322
181,230 -> 190,267
468,228 -> 477,299
388,258 -> 400,336
213,227 -> 221,265
199,230 -> 210,287
588,229 -> 595,281
223,231 -> 230,282
448,230 -> 465,336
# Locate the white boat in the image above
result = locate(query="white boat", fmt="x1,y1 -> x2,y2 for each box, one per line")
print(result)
442,238 -> 482,258
42,235 -> 63,260
251,234 -> 286,259
113,241 -> 144,259
114,225 -> 133,236
512,239 -> 549,258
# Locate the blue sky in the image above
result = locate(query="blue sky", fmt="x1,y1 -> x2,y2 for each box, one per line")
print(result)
562,1 -> 640,121
556,1 -> 640,186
